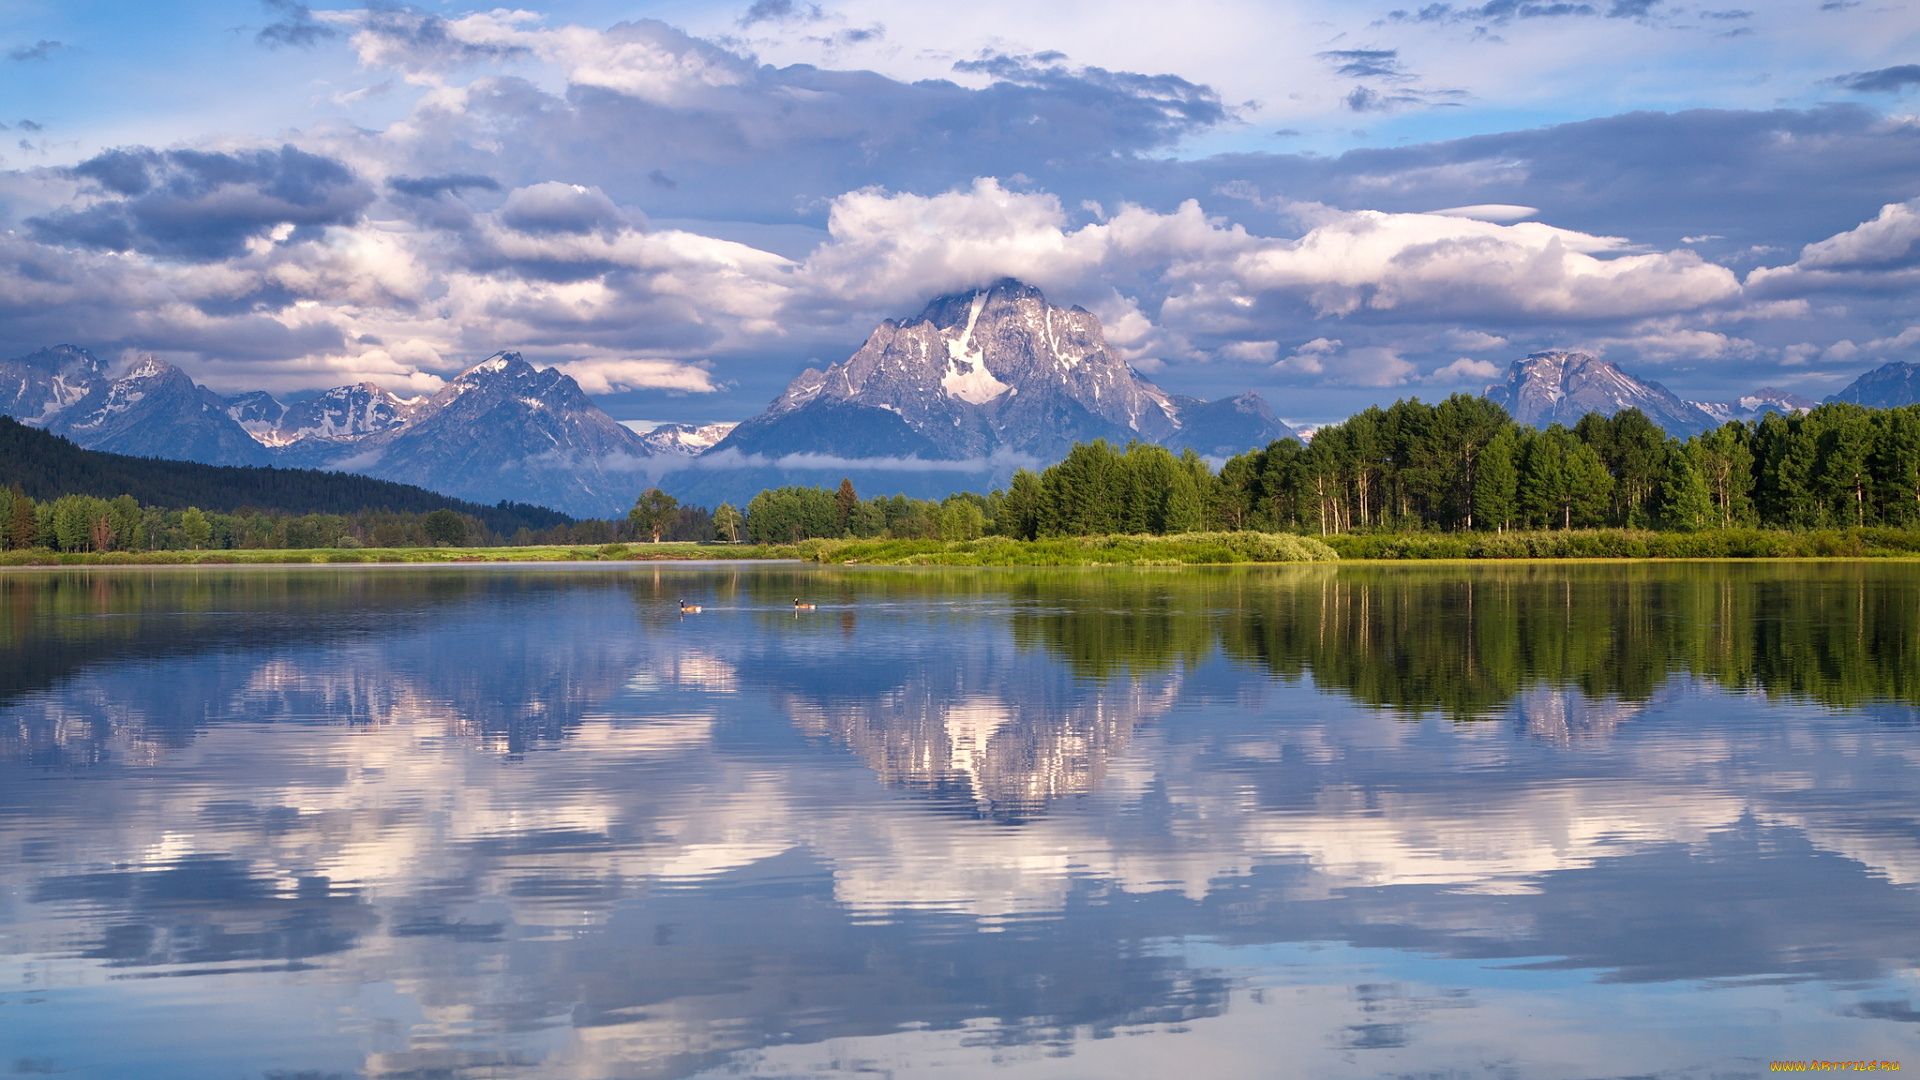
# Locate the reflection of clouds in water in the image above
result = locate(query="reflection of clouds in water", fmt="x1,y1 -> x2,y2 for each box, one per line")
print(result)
4,569 -> 1920,1078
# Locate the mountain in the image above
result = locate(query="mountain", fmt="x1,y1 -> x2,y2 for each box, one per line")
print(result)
635,421 -> 738,457
46,355 -> 271,466
658,280 -> 1295,506
229,382 -> 425,453
285,353 -> 658,517
0,416 -> 570,532
1484,352 -> 1720,435
1827,362 -> 1920,408
711,280 -> 1293,464
1694,387 -> 1816,425
0,345 -> 107,425
1163,392 -> 1295,457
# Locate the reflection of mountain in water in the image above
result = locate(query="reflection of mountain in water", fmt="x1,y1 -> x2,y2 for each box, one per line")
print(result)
784,675 -> 1179,821
1513,686 -> 1647,740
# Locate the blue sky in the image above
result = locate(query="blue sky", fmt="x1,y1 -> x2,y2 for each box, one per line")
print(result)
3,0 -> 1920,425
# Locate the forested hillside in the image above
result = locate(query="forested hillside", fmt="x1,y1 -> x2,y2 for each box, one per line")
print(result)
0,417 -> 569,534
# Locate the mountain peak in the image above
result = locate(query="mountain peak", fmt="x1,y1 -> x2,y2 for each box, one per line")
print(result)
1485,351 -> 1716,435
1827,361 -> 1920,408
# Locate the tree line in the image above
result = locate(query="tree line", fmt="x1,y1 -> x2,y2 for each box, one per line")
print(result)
712,396 -> 1920,542
0,489 -> 699,553
1210,396 -> 1920,534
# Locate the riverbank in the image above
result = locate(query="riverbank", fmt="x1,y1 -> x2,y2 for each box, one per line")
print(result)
0,541 -> 806,566
6,526 -> 1920,566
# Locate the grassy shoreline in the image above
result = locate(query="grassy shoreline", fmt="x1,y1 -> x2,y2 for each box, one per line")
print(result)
5,527 -> 1920,567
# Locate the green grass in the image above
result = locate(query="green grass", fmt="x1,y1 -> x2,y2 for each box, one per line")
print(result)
795,532 -> 1340,566
1320,526 -> 1920,560
0,541 -> 808,567
12,526 -> 1920,567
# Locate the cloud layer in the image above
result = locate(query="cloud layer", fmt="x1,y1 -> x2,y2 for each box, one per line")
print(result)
1,6 -> 1919,416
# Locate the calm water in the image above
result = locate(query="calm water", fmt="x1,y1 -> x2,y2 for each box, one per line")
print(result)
2,562 -> 1917,1078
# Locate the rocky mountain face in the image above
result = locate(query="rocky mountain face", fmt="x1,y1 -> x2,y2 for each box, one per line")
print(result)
1696,387 -> 1818,425
0,346 -> 660,516
1484,352 -> 1718,435
45,355 -> 271,466
1483,352 -> 1817,435
1827,362 -> 1920,408
636,421 -> 738,457
713,280 -> 1293,464
230,382 -> 425,455
275,354 -> 658,517
0,345 -> 108,425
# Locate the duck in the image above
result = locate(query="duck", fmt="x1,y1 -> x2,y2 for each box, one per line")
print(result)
792,598 -> 817,611
679,599 -> 702,614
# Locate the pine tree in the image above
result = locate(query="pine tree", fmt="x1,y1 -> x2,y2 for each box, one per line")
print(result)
1473,429 -> 1519,532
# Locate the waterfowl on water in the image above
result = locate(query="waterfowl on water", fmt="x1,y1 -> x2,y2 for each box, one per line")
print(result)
792,599 -> 816,610
679,599 -> 701,613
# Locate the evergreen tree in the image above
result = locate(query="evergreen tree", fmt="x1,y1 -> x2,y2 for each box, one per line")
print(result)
835,478 -> 858,533
996,469 -> 1043,539
1658,447 -> 1714,531
1473,428 -> 1519,532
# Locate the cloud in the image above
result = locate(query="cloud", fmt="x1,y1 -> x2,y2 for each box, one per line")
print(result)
7,40 -> 63,62
387,173 -> 502,199
555,356 -> 718,393
739,0 -> 824,27
27,145 -> 373,261
256,0 -> 339,50
1795,200 -> 1920,270
498,182 -> 632,235
1831,65 -> 1920,94
1425,357 -> 1504,383
1318,49 -> 1405,80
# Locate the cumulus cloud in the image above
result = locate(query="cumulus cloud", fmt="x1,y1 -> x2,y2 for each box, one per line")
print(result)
1793,199 -> 1920,270
1425,357 -> 1504,383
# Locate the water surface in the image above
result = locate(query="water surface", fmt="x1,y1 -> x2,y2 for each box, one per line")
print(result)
2,562 -> 1917,1078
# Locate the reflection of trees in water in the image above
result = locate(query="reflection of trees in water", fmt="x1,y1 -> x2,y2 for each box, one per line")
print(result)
1010,563 -> 1920,720
0,569 -> 646,766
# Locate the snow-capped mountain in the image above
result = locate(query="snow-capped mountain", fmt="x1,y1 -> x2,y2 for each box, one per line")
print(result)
228,382 -> 426,451
280,353 -> 658,517
1827,362 -> 1920,408
1483,352 -> 1826,435
635,421 -> 738,457
45,355 -> 271,466
0,345 -> 108,426
714,279 -> 1293,463
1483,352 -> 1719,435
1693,387 -> 1816,424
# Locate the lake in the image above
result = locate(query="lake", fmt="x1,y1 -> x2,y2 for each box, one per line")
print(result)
1,562 -> 1916,1078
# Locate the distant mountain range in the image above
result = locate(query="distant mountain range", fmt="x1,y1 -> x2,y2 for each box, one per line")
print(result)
8,283 -> 1914,517
0,281 -> 1295,515
1483,351 -> 1817,435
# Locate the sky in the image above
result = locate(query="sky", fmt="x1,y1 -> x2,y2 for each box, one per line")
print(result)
2,0 -> 1920,426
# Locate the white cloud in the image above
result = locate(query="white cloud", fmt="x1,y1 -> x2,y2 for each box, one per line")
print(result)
1795,199 -> 1920,270
556,356 -> 719,394
1424,356 -> 1502,383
